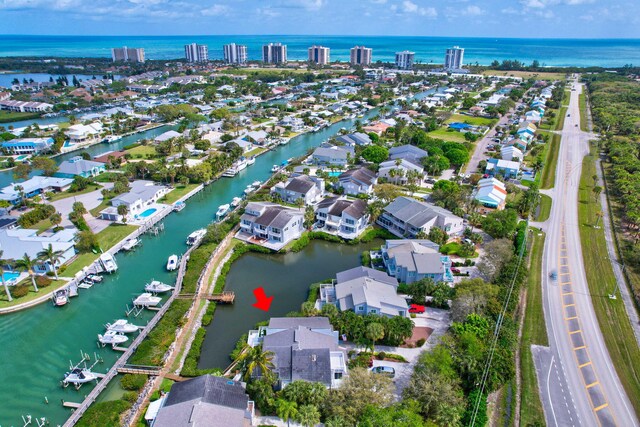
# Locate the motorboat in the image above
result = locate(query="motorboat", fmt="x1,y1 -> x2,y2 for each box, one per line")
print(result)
173,201 -> 186,212
166,255 -> 178,271
223,157 -> 248,177
98,330 -> 128,346
186,229 -> 206,245
53,289 -> 68,306
122,238 -> 140,251
244,185 -> 254,195
106,319 -> 139,334
252,181 -> 262,188
99,253 -> 118,273
145,280 -> 174,293
231,197 -> 242,208
216,204 -> 230,220
86,274 -> 103,283
271,165 -> 280,173
246,156 -> 256,165
63,368 -> 99,387
133,293 -> 162,308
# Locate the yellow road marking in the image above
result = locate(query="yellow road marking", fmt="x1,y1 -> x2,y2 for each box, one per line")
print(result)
594,403 -> 609,412
586,381 -> 599,389
565,316 -> 578,320
579,361 -> 592,368
570,329 -> 582,335
575,345 -> 587,350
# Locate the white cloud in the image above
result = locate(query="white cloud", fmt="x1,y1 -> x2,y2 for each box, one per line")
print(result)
257,7 -> 281,18
201,4 -> 229,16
519,0 -> 595,7
580,14 -> 594,20
371,0 -> 387,3
401,0 -> 437,17
461,5 -> 484,15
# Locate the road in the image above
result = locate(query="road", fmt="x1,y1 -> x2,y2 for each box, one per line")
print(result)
537,79 -> 639,427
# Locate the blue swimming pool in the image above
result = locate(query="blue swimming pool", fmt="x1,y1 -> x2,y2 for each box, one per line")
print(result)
2,271 -> 20,282
327,171 -> 342,177
138,208 -> 157,219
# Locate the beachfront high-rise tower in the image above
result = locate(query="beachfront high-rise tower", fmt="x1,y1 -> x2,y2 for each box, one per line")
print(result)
111,46 -> 145,63
395,51 -> 415,70
262,43 -> 287,64
444,46 -> 464,70
308,45 -> 330,65
350,46 -> 372,66
184,43 -> 209,63
223,43 -> 248,64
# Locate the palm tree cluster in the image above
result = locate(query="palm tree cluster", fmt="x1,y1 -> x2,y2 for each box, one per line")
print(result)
0,244 -> 64,300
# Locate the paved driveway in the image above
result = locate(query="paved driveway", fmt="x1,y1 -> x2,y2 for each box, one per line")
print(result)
51,183 -> 113,228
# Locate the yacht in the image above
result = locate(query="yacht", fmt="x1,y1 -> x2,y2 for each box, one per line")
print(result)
252,181 -> 262,188
106,319 -> 139,334
133,293 -> 162,308
99,253 -> 118,273
122,238 -> 140,251
244,185 -> 254,195
53,289 -> 68,307
271,165 -> 280,173
231,197 -> 242,208
216,204 -> 230,220
98,330 -> 128,346
63,368 -> 99,387
145,280 -> 174,293
223,157 -> 248,177
186,229 -> 206,245
246,156 -> 256,166
173,201 -> 186,212
86,274 -> 103,283
166,255 -> 178,271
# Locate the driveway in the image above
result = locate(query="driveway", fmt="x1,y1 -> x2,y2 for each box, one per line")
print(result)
51,183 -> 113,229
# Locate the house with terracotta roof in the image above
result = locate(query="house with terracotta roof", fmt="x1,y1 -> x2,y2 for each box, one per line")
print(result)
362,121 -> 391,136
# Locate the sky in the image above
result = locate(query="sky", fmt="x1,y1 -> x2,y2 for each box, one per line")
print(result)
0,0 -> 639,38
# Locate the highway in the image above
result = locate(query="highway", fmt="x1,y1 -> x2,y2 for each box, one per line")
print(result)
537,79 -> 639,427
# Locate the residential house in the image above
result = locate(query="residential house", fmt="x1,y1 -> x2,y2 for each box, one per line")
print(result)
237,202 -> 304,250
517,121 -> 537,143
500,145 -> 523,162
362,121 -> 391,136
271,174 -> 324,205
56,156 -> 106,178
311,145 -> 352,167
315,197 -> 369,239
279,116 -> 305,132
338,167 -> 377,196
378,159 -> 424,185
378,196 -> 464,238
474,177 -> 508,213
0,100 -> 53,113
151,375 -> 254,427
154,130 -> 182,143
246,317 -> 347,389
104,180 -> 169,220
244,130 -> 268,146
0,176 -> 73,204
507,138 -> 528,152
0,228 -> 76,274
335,132 -> 371,147
388,145 -> 428,166
318,266 -> 408,317
65,122 -> 103,146
1,137 -> 54,156
485,158 -> 521,179
381,239 -> 453,283
525,110 -> 542,123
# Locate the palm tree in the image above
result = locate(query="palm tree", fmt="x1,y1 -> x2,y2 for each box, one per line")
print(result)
117,204 -> 129,223
296,404 -> 321,427
366,322 -> 385,353
15,253 -> 39,292
37,244 -> 64,279
276,399 -> 298,427
236,344 -> 275,382
50,212 -> 62,229
0,250 -> 13,302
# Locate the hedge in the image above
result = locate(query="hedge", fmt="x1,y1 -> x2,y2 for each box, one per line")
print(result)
76,400 -> 132,427
120,374 -> 147,391
18,204 -> 55,228
182,242 -> 216,294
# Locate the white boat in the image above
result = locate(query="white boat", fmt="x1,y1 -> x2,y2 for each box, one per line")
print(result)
216,204 -> 230,220
173,201 -> 186,212
106,319 -> 139,334
133,293 -> 162,308
63,368 -> 99,386
271,165 -> 280,173
166,255 -> 178,271
86,274 -> 103,283
122,238 -> 140,251
98,330 -> 128,346
223,157 -> 248,177
231,197 -> 242,207
78,282 -> 93,289
186,229 -> 206,245
99,253 -> 118,273
53,289 -> 68,306
246,156 -> 256,165
279,139 -> 288,145
244,186 -> 254,195
252,181 -> 262,188
145,280 -> 174,293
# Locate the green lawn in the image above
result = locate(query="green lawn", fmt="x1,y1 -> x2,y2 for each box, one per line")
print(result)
445,113 -> 496,127
535,194 -> 552,222
32,217 -> 55,234
245,147 -> 268,157
46,184 -> 102,202
160,183 -> 200,205
427,127 -> 467,143
578,147 -> 640,415
481,70 -> 566,81
126,144 -> 157,158
541,133 -> 560,190
563,90 -> 571,106
579,93 -> 589,132
538,106 -> 566,132
519,230 -> 548,426
555,107 -> 568,131
90,199 -> 111,217
0,279 -> 68,308
0,110 -> 41,123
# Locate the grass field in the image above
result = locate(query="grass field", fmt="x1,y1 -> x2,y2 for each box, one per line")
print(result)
519,230 -> 548,426
481,70 -> 566,81
579,93 -> 589,132
535,194 -> 552,222
126,144 -> 157,158
426,127 -> 467,143
538,106 -> 567,131
46,184 -> 102,202
0,110 -> 41,123
445,113 -> 497,127
541,133 -> 560,190
90,199 -> 110,217
578,147 -> 640,415
160,183 -> 200,205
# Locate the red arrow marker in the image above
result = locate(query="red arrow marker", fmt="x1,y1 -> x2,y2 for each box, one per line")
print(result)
252,287 -> 274,312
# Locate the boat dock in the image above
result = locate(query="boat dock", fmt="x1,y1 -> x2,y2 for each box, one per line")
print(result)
176,291 -> 235,304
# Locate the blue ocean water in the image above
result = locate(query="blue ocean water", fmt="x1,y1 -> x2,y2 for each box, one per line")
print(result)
0,35 -> 639,67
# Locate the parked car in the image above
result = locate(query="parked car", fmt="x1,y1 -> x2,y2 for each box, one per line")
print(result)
371,366 -> 395,378
451,267 -> 461,274
462,238 -> 474,245
409,304 -> 426,314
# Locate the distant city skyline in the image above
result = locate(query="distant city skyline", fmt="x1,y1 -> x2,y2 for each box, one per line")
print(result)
0,0 -> 638,38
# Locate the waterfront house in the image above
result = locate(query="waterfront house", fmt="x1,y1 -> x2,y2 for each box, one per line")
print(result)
65,122 -> 103,147
362,121 -> 391,137
228,138 -> 254,153
237,202 -> 304,250
311,145 -> 352,167
378,196 -> 464,238
0,228 -> 76,274
1,137 -> 54,156
106,180 -> 169,219
318,266 -> 408,318
154,130 -> 182,143
0,100 -> 53,113
279,116 -> 305,132
381,239 -> 453,284
485,158 -> 521,179
246,317 -> 347,389
270,174 -> 325,205
56,157 -> 106,178
244,130 -> 268,145
335,132 -> 371,147
338,167 -> 377,196
378,159 -> 424,185
473,177 -> 507,213
151,375 -> 254,427
388,144 -> 428,166
500,145 -> 523,162
315,197 -> 369,239
0,176 -> 73,204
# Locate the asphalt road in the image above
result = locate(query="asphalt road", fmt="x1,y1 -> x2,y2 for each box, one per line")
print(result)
539,80 -> 639,427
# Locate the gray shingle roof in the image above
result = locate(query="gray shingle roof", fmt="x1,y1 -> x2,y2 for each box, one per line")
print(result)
57,159 -> 105,176
163,376 -> 248,410
339,167 -> 376,187
285,176 -> 315,194
336,266 -> 398,287
335,277 -> 408,317
383,197 -> 460,229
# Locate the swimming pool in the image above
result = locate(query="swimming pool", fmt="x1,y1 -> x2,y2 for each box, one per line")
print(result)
14,155 -> 28,162
2,271 -> 20,282
326,171 -> 343,177
138,208 -> 157,219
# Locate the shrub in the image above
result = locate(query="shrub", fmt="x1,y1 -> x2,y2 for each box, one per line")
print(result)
416,338 -> 426,347
11,285 -> 29,298
76,399 -> 132,427
410,313 -> 417,319
361,250 -> 371,266
121,374 -> 147,391
17,204 -> 55,228
201,302 -> 216,326
122,391 -> 138,403
376,351 -> 386,360
35,275 -> 52,287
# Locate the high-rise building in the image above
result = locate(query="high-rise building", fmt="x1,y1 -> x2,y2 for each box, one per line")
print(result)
111,46 -> 145,63
395,51 -> 415,70
350,46 -> 372,66
223,43 -> 248,64
184,43 -> 209,63
262,43 -> 287,64
308,45 -> 330,65
444,46 -> 464,70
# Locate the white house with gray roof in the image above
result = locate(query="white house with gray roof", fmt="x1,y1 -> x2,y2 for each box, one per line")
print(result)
105,180 -> 169,219
237,202 -> 304,250
318,266 -> 408,318
311,144 -> 352,167
388,144 -> 428,166
335,132 -> 371,147
381,239 -> 453,283
0,228 -> 76,274
246,317 -> 347,389
378,196 -> 464,238
378,159 -> 424,185
338,167 -> 377,196
315,196 -> 369,239
270,174 -> 324,205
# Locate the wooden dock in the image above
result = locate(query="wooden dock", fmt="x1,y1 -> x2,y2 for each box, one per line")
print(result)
62,401 -> 82,409
209,291 -> 235,303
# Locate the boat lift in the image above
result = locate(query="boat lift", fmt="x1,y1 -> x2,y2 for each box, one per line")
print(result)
125,303 -> 144,318
21,415 -> 47,427
60,351 -> 104,390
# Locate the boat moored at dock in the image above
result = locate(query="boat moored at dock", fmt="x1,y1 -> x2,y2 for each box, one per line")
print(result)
144,280 -> 174,293
122,238 -> 140,251
52,289 -> 68,307
132,293 -> 162,308
166,255 -> 178,271
105,319 -> 139,334
173,201 -> 186,212
186,229 -> 206,245
97,330 -> 128,347
215,204 -> 230,220
98,253 -> 118,273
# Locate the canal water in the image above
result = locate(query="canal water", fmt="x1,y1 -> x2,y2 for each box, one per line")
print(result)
198,239 -> 382,370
